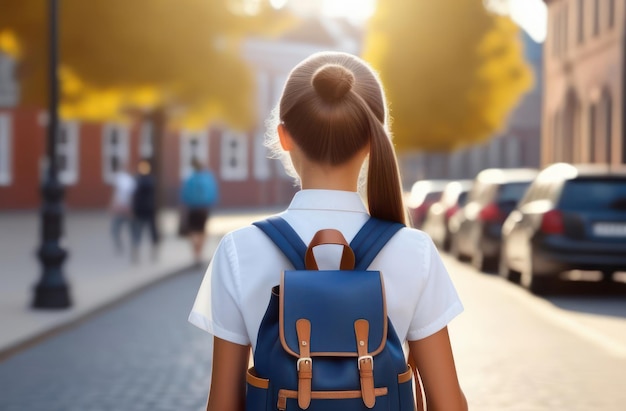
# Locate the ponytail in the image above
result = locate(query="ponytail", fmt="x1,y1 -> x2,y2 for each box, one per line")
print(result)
353,94 -> 407,225
274,51 -> 407,225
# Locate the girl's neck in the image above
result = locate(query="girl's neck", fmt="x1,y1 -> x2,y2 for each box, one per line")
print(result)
298,158 -> 363,192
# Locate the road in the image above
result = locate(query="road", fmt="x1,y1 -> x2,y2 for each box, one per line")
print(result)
445,254 -> 626,411
1,226 -> 625,410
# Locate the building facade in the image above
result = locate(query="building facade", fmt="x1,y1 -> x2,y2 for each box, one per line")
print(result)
543,0 -> 626,168
0,19 -> 361,211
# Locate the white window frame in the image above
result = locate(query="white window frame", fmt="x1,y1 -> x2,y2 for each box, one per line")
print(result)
221,131 -> 248,181
102,123 -> 130,184
180,129 -> 209,180
139,121 -> 154,159
57,121 -> 79,185
253,130 -> 271,181
0,113 -> 12,185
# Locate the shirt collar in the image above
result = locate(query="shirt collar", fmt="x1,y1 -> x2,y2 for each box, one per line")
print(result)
288,189 -> 369,213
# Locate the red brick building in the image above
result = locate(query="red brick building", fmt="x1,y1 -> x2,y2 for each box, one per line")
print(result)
0,18 -> 361,211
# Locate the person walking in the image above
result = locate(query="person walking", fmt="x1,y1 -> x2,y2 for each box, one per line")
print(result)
180,158 -> 219,265
109,159 -> 136,254
131,159 -> 159,262
188,52 -> 467,411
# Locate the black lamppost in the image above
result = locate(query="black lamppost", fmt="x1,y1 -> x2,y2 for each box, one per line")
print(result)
33,0 -> 72,309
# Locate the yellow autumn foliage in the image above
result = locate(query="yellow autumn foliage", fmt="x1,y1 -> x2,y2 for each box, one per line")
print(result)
0,0 -> 293,129
363,0 -> 532,152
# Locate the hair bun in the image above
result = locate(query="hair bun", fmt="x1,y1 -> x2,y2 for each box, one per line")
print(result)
312,64 -> 355,103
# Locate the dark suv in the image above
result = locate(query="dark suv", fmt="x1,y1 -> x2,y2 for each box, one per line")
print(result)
449,168 -> 538,271
500,163 -> 626,294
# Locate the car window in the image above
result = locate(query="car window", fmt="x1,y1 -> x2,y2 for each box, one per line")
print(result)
518,181 -> 538,205
558,178 -> 626,211
457,191 -> 468,206
424,191 -> 443,203
496,182 -> 531,203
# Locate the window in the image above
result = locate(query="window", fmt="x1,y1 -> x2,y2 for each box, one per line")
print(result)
139,121 -> 154,159
589,104 -> 597,162
562,4 -> 569,53
254,130 -> 271,181
593,0 -> 600,36
0,113 -> 11,185
553,9 -> 561,56
180,129 -> 209,180
602,91 -> 612,164
57,122 -> 79,185
577,0 -> 585,44
221,131 -> 248,181
102,124 -> 130,184
0,52 -> 19,107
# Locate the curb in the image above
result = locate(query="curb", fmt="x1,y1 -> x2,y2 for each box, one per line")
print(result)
0,262 -> 197,362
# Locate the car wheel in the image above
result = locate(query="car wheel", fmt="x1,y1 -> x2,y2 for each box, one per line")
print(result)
472,250 -> 486,272
442,236 -> 451,252
601,271 -> 614,282
449,236 -> 463,261
521,257 -> 556,295
498,253 -> 520,283
473,250 -> 498,273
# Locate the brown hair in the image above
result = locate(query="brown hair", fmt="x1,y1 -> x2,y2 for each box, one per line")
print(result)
277,51 -> 406,224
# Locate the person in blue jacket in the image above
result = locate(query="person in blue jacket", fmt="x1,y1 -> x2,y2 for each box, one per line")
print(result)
181,158 -> 219,265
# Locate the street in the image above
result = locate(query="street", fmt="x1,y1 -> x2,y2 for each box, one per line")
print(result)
1,219 -> 625,410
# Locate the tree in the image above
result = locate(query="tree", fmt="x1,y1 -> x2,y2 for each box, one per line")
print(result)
362,0 -> 532,152
0,0 -> 292,129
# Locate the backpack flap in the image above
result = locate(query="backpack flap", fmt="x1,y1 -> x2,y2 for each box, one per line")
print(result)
279,269 -> 388,358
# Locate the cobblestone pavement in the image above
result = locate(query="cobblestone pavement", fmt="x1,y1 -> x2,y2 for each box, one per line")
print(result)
0,268 -> 212,411
1,250 -> 626,410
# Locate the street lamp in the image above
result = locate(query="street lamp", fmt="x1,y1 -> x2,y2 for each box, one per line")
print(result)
33,0 -> 72,309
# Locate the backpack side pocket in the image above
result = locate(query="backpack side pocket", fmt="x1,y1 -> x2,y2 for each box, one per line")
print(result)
246,367 -> 270,411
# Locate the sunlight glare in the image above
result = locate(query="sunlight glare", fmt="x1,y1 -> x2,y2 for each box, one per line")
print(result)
509,0 -> 547,43
270,0 -> 288,10
321,0 -> 377,23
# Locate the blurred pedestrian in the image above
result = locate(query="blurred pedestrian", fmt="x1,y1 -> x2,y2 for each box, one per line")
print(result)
180,158 -> 219,266
109,158 -> 136,254
189,52 -> 467,410
131,159 -> 159,262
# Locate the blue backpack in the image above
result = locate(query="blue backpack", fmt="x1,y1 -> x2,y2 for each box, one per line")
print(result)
247,217 -> 420,411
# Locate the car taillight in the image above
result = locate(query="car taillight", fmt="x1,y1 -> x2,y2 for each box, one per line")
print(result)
445,205 -> 459,219
478,203 -> 502,222
541,210 -> 564,234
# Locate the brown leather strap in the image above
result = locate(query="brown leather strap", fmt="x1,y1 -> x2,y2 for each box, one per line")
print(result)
296,319 -> 312,409
305,229 -> 355,270
354,319 -> 376,408
408,355 -> 424,411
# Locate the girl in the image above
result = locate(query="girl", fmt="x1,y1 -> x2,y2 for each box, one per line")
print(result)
189,51 -> 468,411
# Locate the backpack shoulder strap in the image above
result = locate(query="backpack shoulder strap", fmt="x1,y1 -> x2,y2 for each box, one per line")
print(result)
350,218 -> 405,270
253,216 -> 404,271
252,216 -> 307,270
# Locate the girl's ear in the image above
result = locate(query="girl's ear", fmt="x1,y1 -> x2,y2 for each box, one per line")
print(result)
277,123 -> 293,151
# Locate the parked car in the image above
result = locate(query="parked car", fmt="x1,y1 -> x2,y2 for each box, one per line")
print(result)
449,168 -> 538,271
500,163 -> 626,294
422,180 -> 473,250
406,179 -> 450,228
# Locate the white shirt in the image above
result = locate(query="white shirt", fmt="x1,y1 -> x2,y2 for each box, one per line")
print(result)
111,171 -> 136,208
189,190 -> 463,350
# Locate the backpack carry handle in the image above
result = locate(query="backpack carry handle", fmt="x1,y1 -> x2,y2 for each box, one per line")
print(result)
305,229 -> 355,270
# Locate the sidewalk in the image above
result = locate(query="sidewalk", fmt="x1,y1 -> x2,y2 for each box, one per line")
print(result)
0,207 -> 279,359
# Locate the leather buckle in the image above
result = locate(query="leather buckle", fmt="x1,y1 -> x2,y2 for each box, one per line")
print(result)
297,357 -> 312,371
358,355 -> 373,370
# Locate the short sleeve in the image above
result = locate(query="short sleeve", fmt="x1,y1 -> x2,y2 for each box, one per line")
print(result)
188,233 -> 250,346
406,237 -> 464,341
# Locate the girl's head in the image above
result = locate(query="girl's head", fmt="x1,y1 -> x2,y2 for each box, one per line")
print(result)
267,51 -> 406,224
